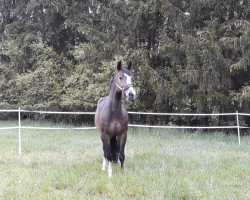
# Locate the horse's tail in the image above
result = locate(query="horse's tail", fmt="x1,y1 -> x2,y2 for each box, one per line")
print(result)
110,136 -> 118,163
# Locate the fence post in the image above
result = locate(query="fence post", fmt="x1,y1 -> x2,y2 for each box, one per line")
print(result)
18,107 -> 22,155
236,111 -> 241,146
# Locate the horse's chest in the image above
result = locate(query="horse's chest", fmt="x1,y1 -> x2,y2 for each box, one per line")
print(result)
108,119 -> 127,133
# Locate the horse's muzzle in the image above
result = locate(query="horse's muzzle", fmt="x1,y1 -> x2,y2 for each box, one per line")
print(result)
128,92 -> 135,101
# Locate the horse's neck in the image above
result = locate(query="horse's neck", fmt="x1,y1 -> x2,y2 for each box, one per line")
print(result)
108,85 -> 123,113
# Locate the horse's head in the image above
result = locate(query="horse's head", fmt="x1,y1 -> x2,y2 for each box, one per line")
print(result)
115,61 -> 136,101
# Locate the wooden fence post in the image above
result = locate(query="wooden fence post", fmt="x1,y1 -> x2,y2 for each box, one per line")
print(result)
236,111 -> 241,146
18,107 -> 22,155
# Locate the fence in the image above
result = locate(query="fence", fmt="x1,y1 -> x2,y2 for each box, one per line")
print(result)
0,108 -> 249,155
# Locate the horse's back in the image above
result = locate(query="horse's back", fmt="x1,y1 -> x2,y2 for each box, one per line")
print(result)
95,96 -> 108,131
97,96 -> 107,105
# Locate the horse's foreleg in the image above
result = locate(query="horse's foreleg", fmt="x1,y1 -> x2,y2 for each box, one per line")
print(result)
118,133 -> 127,169
101,133 -> 113,178
108,161 -> 112,178
102,157 -> 112,178
102,156 -> 107,171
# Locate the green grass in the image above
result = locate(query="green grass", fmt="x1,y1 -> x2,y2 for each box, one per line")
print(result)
0,121 -> 250,199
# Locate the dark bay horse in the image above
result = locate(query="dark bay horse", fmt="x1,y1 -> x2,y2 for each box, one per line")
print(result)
95,61 -> 136,178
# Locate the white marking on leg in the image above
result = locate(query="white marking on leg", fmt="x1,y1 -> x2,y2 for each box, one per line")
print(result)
102,157 -> 107,171
108,161 -> 113,178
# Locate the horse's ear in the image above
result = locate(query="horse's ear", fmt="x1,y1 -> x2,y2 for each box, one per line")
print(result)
117,61 -> 122,71
127,61 -> 132,70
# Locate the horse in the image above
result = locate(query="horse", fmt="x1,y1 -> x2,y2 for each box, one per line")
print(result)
95,61 -> 136,178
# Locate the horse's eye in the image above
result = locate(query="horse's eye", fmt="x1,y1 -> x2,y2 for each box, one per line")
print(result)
119,76 -> 123,80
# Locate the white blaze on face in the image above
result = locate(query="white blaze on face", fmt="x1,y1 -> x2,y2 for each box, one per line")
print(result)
124,74 -> 136,100
125,74 -> 132,85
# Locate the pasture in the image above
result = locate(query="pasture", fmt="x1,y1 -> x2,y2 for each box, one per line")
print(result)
0,121 -> 249,199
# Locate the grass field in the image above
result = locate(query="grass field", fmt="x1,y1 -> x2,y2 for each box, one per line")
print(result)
0,121 -> 250,199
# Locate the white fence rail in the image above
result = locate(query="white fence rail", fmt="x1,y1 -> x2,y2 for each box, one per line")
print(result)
0,108 -> 249,154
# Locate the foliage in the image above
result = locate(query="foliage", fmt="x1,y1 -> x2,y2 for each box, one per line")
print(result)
0,0 -> 249,126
